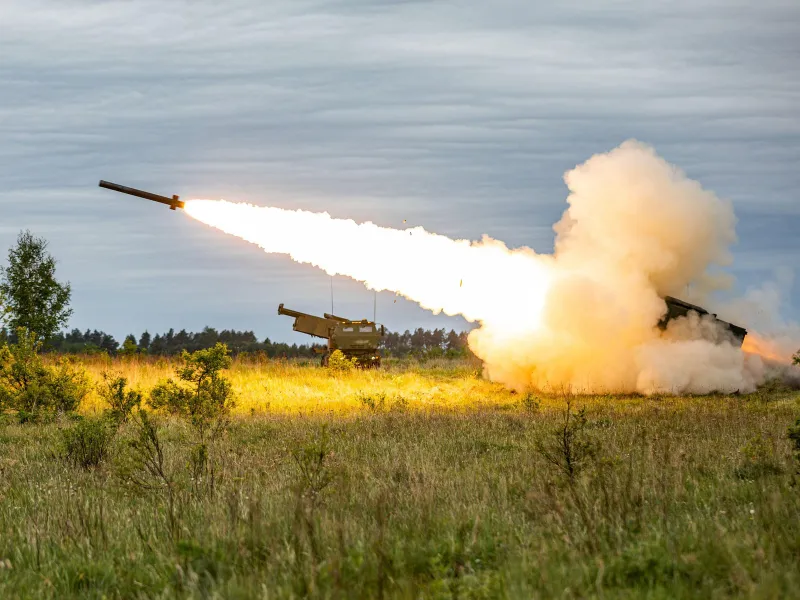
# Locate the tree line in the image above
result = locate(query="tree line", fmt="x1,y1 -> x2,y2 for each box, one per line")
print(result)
382,328 -> 470,357
42,327 -> 325,358
38,325 -> 472,358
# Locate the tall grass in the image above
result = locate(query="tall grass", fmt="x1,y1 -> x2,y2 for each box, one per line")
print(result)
1,358 -> 798,598
73,355 -> 496,415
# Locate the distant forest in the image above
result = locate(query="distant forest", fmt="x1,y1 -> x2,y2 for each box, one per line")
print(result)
2,326 -> 472,358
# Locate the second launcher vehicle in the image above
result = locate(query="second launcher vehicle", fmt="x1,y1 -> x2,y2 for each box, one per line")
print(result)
278,304 -> 385,367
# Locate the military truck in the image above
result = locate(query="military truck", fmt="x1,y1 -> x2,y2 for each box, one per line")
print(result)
278,304 -> 385,367
659,296 -> 747,346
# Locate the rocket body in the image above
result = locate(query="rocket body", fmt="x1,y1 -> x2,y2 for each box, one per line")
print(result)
98,180 -> 184,210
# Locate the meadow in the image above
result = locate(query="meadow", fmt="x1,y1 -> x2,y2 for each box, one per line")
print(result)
1,356 -> 799,599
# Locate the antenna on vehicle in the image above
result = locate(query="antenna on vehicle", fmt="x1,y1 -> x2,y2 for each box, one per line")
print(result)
330,276 -> 334,314
373,290 -> 377,323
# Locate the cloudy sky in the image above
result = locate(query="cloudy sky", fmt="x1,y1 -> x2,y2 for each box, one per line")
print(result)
1,0 -> 798,344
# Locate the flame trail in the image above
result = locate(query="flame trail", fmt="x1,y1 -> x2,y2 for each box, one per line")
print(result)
184,200 -> 555,332
183,140 -> 798,394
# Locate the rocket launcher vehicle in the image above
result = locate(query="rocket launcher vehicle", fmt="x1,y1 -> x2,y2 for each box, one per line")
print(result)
278,303 -> 385,367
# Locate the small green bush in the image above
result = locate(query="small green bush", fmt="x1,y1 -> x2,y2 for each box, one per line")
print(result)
326,350 -> 356,374
60,416 -> 116,469
149,342 -> 234,429
46,356 -> 92,413
149,379 -> 191,415
0,329 -> 90,419
100,372 -> 142,424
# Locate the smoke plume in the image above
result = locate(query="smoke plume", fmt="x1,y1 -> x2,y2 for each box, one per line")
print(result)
184,140 -> 799,394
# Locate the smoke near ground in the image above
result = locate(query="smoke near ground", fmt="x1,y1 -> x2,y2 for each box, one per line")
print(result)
185,140 -> 799,394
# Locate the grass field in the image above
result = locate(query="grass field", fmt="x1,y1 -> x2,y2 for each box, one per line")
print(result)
1,357 -> 799,599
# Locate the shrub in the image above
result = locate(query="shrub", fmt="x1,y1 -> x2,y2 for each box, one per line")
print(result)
117,410 -> 173,492
325,350 -> 356,374
100,372 -> 142,424
148,343 -> 234,492
520,393 -> 541,414
536,396 -> 597,482
0,329 -> 90,419
60,416 -> 116,469
149,379 -> 191,416
117,410 -> 180,538
46,356 -> 91,413
0,329 -> 48,412
149,342 -> 234,429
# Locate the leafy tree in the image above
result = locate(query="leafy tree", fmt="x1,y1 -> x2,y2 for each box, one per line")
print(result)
793,350 -> 799,366
0,231 -> 72,341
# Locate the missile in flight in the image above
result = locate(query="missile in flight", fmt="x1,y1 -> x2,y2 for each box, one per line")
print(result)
98,180 -> 185,210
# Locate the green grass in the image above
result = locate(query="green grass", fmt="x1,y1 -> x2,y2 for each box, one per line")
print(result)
1,360 -> 799,598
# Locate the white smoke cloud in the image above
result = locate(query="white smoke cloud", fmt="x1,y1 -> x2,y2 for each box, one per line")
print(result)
185,140 -> 799,394
469,140 -> 766,393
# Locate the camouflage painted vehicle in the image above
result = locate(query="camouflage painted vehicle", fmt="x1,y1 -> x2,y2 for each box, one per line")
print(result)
278,304 -> 385,367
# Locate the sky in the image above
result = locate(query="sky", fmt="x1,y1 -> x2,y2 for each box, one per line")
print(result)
0,0 -> 798,345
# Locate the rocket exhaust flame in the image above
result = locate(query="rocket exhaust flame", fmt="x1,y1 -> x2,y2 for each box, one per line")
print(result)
183,140 -> 799,394
184,200 -> 554,330
742,334 -> 796,365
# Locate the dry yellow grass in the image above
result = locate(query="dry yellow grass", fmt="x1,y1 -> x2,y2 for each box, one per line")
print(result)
75,355 -> 520,415
72,355 -> 800,417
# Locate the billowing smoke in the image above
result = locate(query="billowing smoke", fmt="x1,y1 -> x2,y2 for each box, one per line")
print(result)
184,140 -> 798,394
